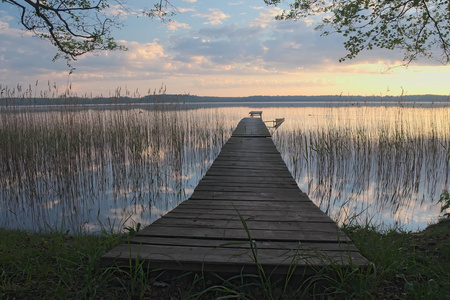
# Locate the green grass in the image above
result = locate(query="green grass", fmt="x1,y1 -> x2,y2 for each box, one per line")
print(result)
1,219 -> 449,299
0,229 -> 124,299
342,218 -> 450,299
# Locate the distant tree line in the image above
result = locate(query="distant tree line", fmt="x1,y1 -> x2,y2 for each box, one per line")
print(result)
1,94 -> 449,108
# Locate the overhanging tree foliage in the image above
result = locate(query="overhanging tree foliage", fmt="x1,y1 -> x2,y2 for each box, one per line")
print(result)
265,0 -> 450,64
2,0 -> 174,64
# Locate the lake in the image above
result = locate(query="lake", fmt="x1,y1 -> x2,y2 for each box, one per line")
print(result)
0,101 -> 448,233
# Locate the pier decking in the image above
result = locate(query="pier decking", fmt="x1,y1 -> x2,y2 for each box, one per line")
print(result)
101,117 -> 368,275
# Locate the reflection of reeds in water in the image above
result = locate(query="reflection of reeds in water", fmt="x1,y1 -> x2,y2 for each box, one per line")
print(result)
0,87 -> 238,233
272,106 -> 450,230
1,86 -> 448,233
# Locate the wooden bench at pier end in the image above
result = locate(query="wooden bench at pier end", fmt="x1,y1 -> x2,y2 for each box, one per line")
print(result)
249,111 -> 263,118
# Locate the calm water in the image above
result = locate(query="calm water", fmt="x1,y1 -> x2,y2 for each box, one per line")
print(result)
0,104 -> 448,233
268,106 -> 449,230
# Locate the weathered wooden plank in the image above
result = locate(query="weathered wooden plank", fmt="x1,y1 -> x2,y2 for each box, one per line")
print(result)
102,244 -> 368,275
201,177 -> 298,185
189,191 -> 310,201
215,144 -> 279,151
210,160 -> 287,167
205,168 -> 293,177
192,185 -> 305,193
163,206 -> 328,216
205,164 -> 290,172
116,244 -> 368,267
176,201 -> 319,211
161,211 -> 334,223
225,139 -> 274,144
219,147 -> 279,154
213,152 -> 285,158
179,200 -> 318,208
196,182 -> 299,190
186,197 -> 312,204
224,140 -> 276,146
222,140 -> 278,146
136,226 -> 349,242
232,119 -> 271,137
212,158 -> 287,165
126,236 -> 360,252
221,144 -> 277,152
201,172 -> 296,179
216,152 -> 283,157
150,217 -> 342,233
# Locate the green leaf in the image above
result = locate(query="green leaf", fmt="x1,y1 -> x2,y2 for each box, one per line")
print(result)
404,281 -> 414,292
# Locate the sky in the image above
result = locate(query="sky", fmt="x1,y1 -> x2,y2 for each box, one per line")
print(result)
1,0 -> 449,97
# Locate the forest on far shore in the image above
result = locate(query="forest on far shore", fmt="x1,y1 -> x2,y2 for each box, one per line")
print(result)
1,94 -> 449,107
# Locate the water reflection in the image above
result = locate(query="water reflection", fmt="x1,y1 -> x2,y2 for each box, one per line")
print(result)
269,106 -> 449,230
0,105 -> 448,233
0,107 -> 240,233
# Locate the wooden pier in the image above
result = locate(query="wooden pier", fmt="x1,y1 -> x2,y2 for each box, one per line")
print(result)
101,117 -> 368,276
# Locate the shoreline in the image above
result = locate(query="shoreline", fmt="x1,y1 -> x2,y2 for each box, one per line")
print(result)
1,218 -> 449,299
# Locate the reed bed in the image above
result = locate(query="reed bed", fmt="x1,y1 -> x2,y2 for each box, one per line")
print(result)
270,105 -> 450,230
0,89 -> 240,233
1,82 -> 449,233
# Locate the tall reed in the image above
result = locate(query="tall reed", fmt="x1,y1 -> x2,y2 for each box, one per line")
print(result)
0,85 -> 238,233
271,105 -> 450,230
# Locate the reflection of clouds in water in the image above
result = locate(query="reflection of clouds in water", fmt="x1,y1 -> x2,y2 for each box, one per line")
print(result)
296,175 -> 310,192
409,200 -> 442,228
80,222 -> 101,233
79,203 -> 154,233
318,173 -> 443,229
2,106 -> 447,233
158,186 -> 178,193
197,159 -> 214,167
141,146 -> 167,161
36,199 -> 62,210
110,205 -> 151,231
272,106 -> 449,231
172,171 -> 194,181
332,205 -> 352,226
184,188 -> 195,195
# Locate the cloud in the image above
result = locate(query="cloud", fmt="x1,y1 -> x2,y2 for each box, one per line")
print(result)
193,76 -> 336,89
167,20 -> 191,31
0,20 -> 70,86
169,25 -> 265,67
182,0 -> 197,2
106,4 -> 135,17
74,39 -> 171,74
162,5 -> 351,72
249,6 -> 283,28
194,8 -> 230,25
0,11 -> 14,25
178,7 -> 196,13
125,40 -> 168,61
0,20 -> 9,30
166,15 -> 347,73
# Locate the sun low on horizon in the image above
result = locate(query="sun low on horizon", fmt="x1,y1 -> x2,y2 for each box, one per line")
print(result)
0,0 -> 449,98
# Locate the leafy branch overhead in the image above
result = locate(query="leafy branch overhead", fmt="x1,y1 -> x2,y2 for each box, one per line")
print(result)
2,0 -> 174,64
265,0 -> 450,64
